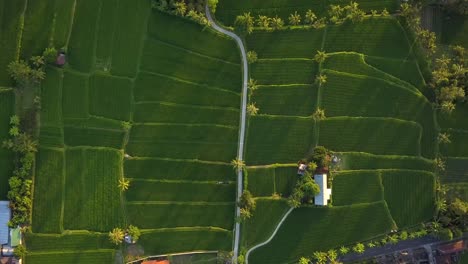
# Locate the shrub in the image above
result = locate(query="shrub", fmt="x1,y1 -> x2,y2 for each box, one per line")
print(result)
437,228 -> 453,241
43,47 -> 57,64
14,244 -> 27,259
127,225 -> 141,242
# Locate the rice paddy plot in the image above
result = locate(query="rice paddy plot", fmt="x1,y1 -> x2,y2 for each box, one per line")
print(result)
124,158 -> 234,182
247,167 -> 276,197
242,199 -> 290,249
134,72 -> 240,108
318,117 -> 422,156
133,102 -> 239,126
20,0 -> 55,59
26,232 -> 114,252
64,126 -> 125,149
67,0 -> 101,72
94,0 -> 118,66
62,70 -> 89,119
51,0 -> 75,48
323,53 -> 420,93
252,85 -> 317,116
32,148 -> 65,234
0,0 -> 25,86
39,126 -> 64,148
274,166 -> 298,197
126,180 -> 236,202
147,11 -> 241,64
365,55 -> 426,92
110,0 -> 150,77
332,170 -> 383,206
440,129 -> 468,157
126,203 -> 234,229
324,18 -> 410,59
140,38 -> 242,92
246,28 -> 324,59
251,59 -> 317,85
63,148 -> 124,232
139,228 -> 232,255
381,170 -> 435,228
438,104 -> 468,130
246,115 -> 315,165
25,250 -> 115,264
40,67 -> 63,127
444,158 -> 468,183
89,73 -> 132,121
249,202 -> 394,264
130,123 -> 238,144
126,141 -> 237,162
338,152 -> 434,171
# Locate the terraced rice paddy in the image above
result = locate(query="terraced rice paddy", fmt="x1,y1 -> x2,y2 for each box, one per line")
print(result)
18,1 -> 242,260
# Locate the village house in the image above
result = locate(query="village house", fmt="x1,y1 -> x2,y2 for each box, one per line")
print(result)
314,174 -> 332,206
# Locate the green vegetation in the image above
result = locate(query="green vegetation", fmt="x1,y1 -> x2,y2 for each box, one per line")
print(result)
381,170 -> 435,228
332,171 -> 383,206
249,202 -> 394,264
0,90 -> 15,199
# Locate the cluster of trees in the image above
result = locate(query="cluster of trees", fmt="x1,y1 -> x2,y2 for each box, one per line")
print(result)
400,3 -> 437,56
109,225 -> 141,245
433,196 -> 468,241
430,46 -> 467,113
8,48 -> 56,90
2,116 -> 37,227
298,228 -> 431,263
151,0 -> 215,25
235,2 -> 391,34
238,190 -> 256,220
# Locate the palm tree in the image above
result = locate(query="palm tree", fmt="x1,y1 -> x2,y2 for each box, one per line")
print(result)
435,157 -> 446,171
339,246 -> 349,255
231,158 -> 245,172
313,252 -> 327,264
270,16 -> 284,30
247,51 -> 258,64
257,15 -> 271,28
288,11 -> 301,26
327,249 -> 338,261
247,103 -> 259,116
441,101 -> 455,113
438,132 -> 451,144
108,228 -> 125,245
174,1 -> 187,16
316,74 -> 327,85
314,50 -> 328,63
313,108 -> 326,120
235,12 -> 254,34
9,126 -> 19,137
10,115 -> 20,126
118,178 -> 130,191
298,257 -> 310,264
352,243 -> 365,254
305,10 -> 317,24
436,198 -> 448,213
381,8 -> 389,16
248,78 -> 258,90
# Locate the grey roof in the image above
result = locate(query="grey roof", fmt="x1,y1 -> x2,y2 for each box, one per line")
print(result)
0,201 -> 10,245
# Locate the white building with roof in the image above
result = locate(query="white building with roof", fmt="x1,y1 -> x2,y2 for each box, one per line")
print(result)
314,174 -> 332,206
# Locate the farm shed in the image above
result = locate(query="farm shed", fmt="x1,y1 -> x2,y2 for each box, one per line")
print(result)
0,201 -> 10,246
314,174 -> 332,206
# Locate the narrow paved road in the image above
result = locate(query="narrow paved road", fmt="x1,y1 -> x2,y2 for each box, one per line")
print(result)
205,5 -> 249,261
245,208 -> 294,264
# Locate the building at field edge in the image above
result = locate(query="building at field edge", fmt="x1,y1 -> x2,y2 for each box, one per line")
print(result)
314,174 -> 332,206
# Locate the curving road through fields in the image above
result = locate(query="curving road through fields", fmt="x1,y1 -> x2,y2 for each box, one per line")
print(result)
205,5 -> 249,261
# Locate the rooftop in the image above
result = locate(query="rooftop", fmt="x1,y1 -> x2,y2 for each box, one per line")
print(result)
314,174 -> 332,206
0,201 -> 10,245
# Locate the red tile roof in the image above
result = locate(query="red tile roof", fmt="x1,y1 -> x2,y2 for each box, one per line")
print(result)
438,240 -> 466,254
141,260 -> 169,264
